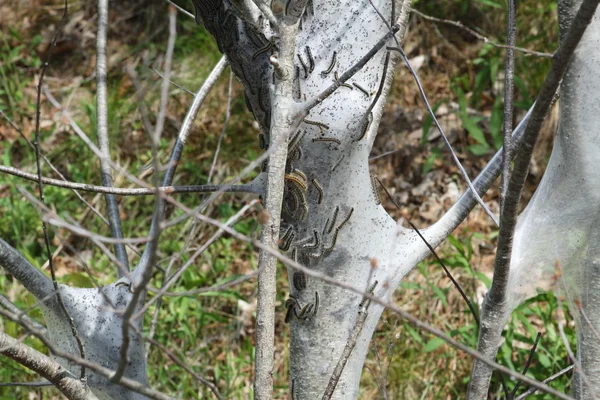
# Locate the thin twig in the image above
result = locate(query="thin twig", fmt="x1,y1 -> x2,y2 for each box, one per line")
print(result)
150,65 -> 195,95
146,65 -> 231,358
322,282 -> 377,399
555,288 -> 595,397
509,332 -> 541,399
0,294 -> 47,334
410,8 -> 553,58
208,69 -> 233,183
387,45 -> 499,227
0,165 -> 259,195
147,270 -> 260,296
375,177 -> 480,326
166,0 -> 195,19
44,87 -> 162,191
0,381 -> 52,387
32,0 -> 86,380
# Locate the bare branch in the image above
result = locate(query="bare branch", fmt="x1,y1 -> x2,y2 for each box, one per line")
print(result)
0,165 -> 260,195
0,239 -> 54,302
0,381 -> 52,387
32,0 -> 87,379
208,70 -> 234,183
0,331 -> 98,400
0,294 -> 47,334
161,56 -> 228,189
501,0 -> 517,206
166,0 -> 195,19
111,6 -> 178,383
509,332 -> 541,399
96,0 -> 129,276
150,65 -> 195,95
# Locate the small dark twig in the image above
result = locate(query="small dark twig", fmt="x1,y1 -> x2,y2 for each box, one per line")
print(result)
510,332 -> 542,399
375,177 -> 480,326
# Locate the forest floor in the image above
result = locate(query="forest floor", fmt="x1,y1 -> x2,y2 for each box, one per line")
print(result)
0,1 -> 572,399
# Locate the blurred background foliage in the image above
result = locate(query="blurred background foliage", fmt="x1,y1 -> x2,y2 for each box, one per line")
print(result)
0,0 -> 571,399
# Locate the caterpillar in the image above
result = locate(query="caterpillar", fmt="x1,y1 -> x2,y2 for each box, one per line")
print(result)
359,281 -> 379,308
331,154 -> 345,172
312,178 -> 324,204
323,227 -> 339,252
355,112 -> 373,142
280,232 -> 295,251
298,53 -> 309,79
252,41 -> 273,60
334,71 -> 353,90
288,129 -> 306,152
338,207 -> 354,229
304,119 -> 329,132
327,206 -> 339,234
285,173 -> 308,191
305,46 -> 315,73
301,230 -> 320,249
293,169 -> 307,182
371,174 -> 381,205
321,51 -> 337,76
353,82 -> 370,98
279,225 -> 293,244
312,137 -> 341,145
293,271 -> 307,291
